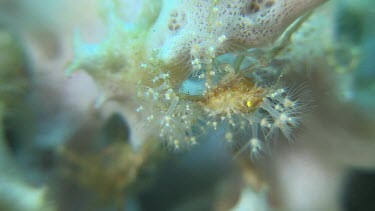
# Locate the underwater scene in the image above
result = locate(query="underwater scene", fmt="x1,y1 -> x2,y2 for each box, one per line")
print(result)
0,0 -> 374,210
